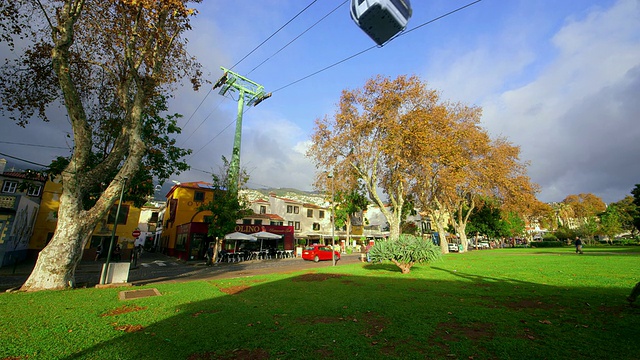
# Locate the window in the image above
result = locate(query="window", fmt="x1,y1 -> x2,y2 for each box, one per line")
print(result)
2,181 -> 17,193
254,219 -> 262,225
287,205 -> 300,214
288,221 -> 294,227
295,222 -> 301,230
194,191 -> 205,202
319,210 -> 325,219
260,205 -> 266,214
307,209 -> 313,217
312,223 -> 320,231
27,185 -> 42,196
243,219 -> 252,224
107,204 -> 130,225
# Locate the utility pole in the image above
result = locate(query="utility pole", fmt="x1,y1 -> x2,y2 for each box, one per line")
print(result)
213,67 -> 271,193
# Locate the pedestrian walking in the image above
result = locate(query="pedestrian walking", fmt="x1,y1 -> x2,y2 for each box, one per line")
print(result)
206,243 -> 214,266
574,236 -> 584,254
94,244 -> 102,261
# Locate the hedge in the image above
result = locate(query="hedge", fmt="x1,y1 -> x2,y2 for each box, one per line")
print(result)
530,241 -> 564,248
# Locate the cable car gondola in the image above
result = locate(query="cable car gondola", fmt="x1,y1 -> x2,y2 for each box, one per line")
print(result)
350,0 -> 413,46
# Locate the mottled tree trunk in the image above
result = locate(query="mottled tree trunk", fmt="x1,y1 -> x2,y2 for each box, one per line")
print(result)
21,192 -> 96,291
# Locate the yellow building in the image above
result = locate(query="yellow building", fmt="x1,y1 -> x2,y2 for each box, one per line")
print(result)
160,181 -> 214,260
29,178 -> 142,261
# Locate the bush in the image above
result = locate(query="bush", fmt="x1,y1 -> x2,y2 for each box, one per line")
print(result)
368,234 -> 442,274
542,234 -> 558,241
530,241 -> 564,248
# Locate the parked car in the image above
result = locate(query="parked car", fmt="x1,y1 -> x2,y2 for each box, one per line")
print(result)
447,243 -> 459,252
301,245 -> 340,262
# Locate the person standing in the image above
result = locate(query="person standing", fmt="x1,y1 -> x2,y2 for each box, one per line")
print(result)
574,236 -> 584,254
627,282 -> 640,304
113,243 -> 122,262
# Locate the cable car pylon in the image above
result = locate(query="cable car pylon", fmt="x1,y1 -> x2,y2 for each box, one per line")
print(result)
213,67 -> 272,192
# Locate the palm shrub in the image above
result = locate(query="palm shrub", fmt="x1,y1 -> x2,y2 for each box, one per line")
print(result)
368,234 -> 442,274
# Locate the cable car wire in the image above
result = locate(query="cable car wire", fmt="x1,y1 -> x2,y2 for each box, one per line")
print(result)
247,0 -> 348,76
178,1 -> 320,149
229,0 -> 319,71
272,0 -> 483,94
0,140 -> 69,150
182,0 -> 483,173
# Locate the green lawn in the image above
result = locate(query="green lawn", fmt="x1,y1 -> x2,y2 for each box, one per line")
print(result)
1,247 -> 639,360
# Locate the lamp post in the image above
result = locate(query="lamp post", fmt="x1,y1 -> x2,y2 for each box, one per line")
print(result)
100,177 -> 128,285
328,173 -> 336,266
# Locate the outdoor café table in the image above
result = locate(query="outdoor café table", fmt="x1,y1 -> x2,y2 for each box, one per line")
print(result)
285,250 -> 294,258
276,250 -> 284,259
250,251 -> 259,260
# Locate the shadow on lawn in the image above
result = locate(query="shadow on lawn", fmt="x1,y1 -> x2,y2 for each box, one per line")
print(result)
44,264 -> 640,360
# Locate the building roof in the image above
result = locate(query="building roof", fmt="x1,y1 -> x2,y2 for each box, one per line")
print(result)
1,171 -> 47,182
249,212 -> 285,222
165,181 -> 215,198
303,203 -> 324,209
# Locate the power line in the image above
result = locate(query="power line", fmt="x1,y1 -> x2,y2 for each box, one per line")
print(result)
0,140 -> 69,150
0,151 -> 51,169
272,0 -> 484,93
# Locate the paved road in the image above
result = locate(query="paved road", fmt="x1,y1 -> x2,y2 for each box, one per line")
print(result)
0,251 -> 365,291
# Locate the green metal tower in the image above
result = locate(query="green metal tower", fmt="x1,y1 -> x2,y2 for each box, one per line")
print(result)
213,67 -> 271,193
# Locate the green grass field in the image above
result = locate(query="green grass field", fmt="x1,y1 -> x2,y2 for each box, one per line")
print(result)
1,247 -> 639,360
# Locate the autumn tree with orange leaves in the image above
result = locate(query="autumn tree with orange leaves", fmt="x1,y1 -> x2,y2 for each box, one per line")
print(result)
309,75 -> 539,255
0,0 -> 201,291
309,75 -> 443,240
407,98 -> 539,252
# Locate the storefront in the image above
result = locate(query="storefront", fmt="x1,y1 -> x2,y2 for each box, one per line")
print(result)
232,224 -> 295,251
174,222 -> 211,260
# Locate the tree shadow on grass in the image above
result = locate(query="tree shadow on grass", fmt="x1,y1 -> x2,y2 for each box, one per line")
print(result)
4,267 -> 640,360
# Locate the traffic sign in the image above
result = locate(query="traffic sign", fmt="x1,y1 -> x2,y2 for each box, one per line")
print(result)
132,230 -> 141,238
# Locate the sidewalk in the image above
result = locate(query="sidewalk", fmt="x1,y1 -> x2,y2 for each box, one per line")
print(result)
0,251 -> 180,291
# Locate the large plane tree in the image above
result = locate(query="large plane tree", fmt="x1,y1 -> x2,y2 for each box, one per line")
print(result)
0,0 -> 201,291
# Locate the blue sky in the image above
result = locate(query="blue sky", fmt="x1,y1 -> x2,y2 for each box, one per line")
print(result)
2,0 -> 639,204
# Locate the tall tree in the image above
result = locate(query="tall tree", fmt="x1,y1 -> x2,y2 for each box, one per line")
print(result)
599,205 -> 623,244
308,75 -> 437,240
333,187 -> 369,246
631,184 -> 640,232
609,196 -> 638,235
0,0 -> 201,291
563,194 -> 606,219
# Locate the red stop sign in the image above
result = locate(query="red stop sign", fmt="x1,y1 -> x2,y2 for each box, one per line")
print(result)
132,230 -> 141,237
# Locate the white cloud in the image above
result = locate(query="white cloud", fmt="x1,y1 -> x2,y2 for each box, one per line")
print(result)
430,0 -> 640,203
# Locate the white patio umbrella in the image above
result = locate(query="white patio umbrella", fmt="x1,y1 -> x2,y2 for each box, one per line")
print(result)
224,232 -> 257,252
250,231 -> 282,251
224,232 -> 257,240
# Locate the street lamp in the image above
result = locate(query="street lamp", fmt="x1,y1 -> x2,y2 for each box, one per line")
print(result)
328,172 -> 336,266
100,177 -> 128,285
